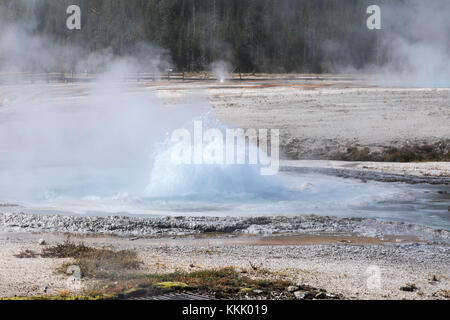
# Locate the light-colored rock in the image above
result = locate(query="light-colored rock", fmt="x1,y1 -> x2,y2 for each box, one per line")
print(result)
294,291 -> 307,300
287,285 -> 299,293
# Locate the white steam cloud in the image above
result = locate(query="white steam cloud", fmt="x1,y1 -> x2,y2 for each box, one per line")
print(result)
210,60 -> 232,83
0,6 -> 282,205
324,0 -> 450,87
376,0 -> 450,86
0,8 -> 194,201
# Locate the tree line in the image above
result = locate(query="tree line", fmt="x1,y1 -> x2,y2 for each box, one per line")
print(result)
0,0 -> 395,73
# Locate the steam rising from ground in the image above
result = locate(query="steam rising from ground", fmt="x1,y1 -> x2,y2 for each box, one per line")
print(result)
0,7 -> 288,204
0,14 -> 171,76
374,0 -> 450,86
0,15 -> 186,199
319,1 -> 450,87
349,0 -> 450,87
0,83 -> 286,202
0,83 -> 196,199
210,61 -> 232,83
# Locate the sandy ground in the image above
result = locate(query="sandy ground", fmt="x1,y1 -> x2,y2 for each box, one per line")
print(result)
209,85 -> 450,158
0,230 -> 448,300
0,234 -> 71,297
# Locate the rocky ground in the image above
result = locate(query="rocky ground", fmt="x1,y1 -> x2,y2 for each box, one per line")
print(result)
1,213 -> 449,243
0,213 -> 449,300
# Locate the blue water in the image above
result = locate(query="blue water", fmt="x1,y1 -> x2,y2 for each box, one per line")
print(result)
0,88 -> 448,230
2,169 -> 448,230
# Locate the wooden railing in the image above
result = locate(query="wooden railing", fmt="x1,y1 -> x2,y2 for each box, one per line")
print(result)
0,71 -> 188,84
0,72 -> 353,84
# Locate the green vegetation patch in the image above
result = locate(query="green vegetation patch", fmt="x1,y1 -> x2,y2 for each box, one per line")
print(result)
93,267 -> 293,300
36,242 -> 338,300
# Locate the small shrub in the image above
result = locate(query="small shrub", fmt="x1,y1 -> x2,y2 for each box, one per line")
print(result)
41,240 -> 141,279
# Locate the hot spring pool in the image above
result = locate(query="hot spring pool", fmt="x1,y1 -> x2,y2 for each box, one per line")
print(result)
1,170 -> 448,230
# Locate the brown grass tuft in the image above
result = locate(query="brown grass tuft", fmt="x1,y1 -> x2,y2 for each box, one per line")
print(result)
41,240 -> 141,279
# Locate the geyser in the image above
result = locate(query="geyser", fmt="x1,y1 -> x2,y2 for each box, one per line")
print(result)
0,79 -> 286,203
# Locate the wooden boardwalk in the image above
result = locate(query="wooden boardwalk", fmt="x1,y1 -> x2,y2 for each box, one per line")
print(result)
127,292 -> 215,301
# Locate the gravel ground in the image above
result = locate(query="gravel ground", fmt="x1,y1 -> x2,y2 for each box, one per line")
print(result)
136,240 -> 450,300
1,213 -> 449,243
0,213 -> 449,299
0,225 -> 448,300
0,234 -> 73,298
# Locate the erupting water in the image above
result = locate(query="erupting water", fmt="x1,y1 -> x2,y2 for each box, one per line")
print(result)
0,83 -> 448,230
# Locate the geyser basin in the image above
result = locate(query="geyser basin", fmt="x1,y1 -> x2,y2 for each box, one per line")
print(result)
0,83 -> 448,231
1,170 -> 449,230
